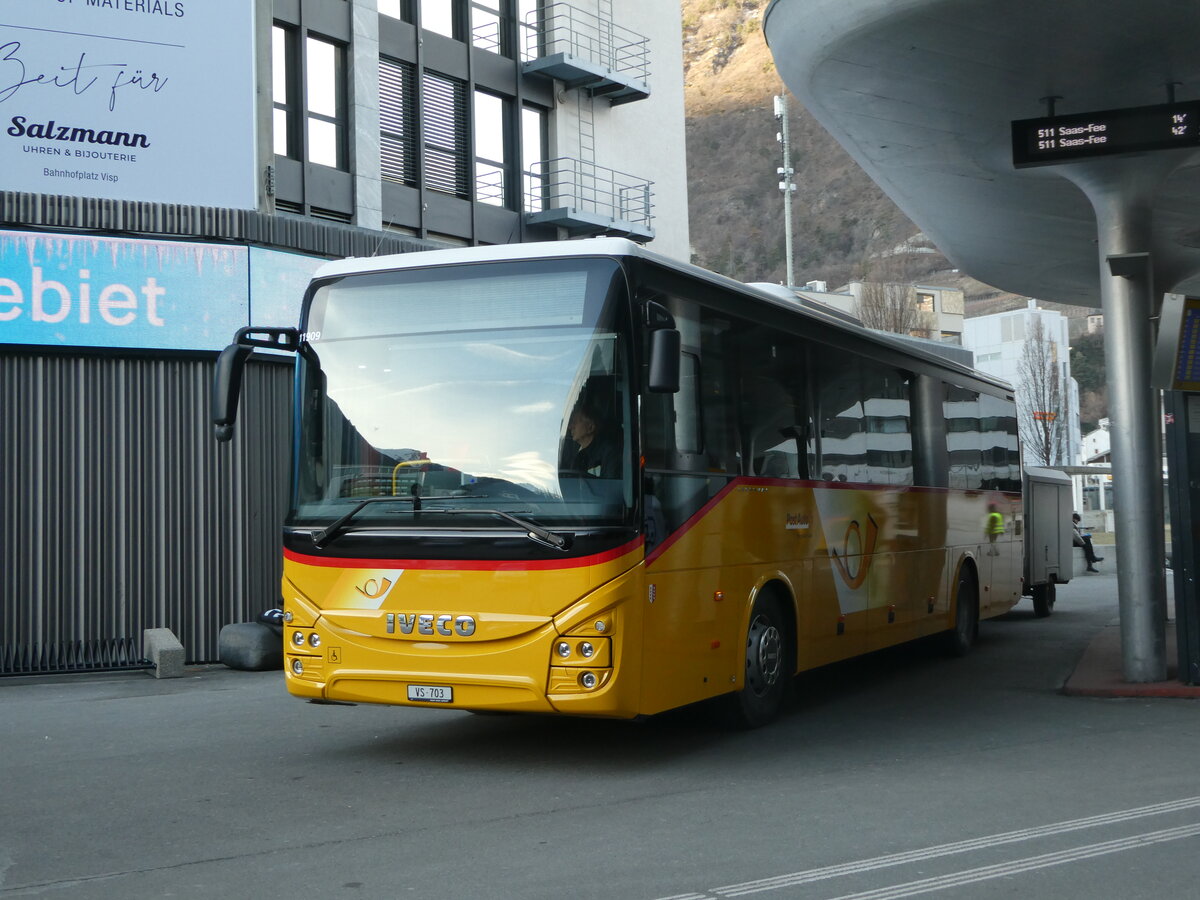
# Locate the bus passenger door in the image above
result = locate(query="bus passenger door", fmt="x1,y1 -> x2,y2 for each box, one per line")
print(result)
639,300 -> 742,713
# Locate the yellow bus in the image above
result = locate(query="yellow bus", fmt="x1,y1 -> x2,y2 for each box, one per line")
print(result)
213,238 -> 1024,727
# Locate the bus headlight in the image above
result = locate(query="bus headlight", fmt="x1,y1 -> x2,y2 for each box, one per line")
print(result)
308,633 -> 321,648
580,672 -> 598,689
291,658 -> 304,675
292,631 -> 306,646
550,637 -> 611,668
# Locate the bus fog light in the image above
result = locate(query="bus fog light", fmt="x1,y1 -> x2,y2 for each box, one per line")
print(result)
308,633 -> 321,648
580,671 -> 597,689
291,658 -> 304,675
556,641 -> 571,658
580,642 -> 594,658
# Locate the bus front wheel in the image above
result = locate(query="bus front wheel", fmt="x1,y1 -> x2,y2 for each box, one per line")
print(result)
719,593 -> 794,728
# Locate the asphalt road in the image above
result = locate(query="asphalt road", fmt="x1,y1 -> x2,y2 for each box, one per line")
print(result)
3,569 -> 1199,900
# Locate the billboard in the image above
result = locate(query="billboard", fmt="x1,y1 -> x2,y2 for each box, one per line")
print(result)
0,230 -> 325,352
0,1 -> 256,208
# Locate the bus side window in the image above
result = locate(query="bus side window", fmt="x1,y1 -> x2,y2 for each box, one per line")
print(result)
674,352 -> 703,460
945,385 -> 983,490
814,353 -> 864,482
743,375 -> 801,477
862,361 -> 913,486
697,308 -> 739,475
737,326 -> 809,480
979,394 -> 1017,490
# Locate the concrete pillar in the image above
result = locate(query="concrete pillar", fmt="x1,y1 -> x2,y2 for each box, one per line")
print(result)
351,0 -> 383,231
1064,160 -> 1171,682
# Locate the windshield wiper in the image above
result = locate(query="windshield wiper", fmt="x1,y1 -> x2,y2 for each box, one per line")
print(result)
309,498 -> 570,551
310,496 -> 416,548
416,508 -> 570,551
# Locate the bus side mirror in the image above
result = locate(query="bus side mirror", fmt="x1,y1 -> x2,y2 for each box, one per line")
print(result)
211,327 -> 300,442
648,327 -> 681,393
212,342 -> 254,442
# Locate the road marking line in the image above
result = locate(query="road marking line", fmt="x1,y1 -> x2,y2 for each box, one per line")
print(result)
820,822 -> 1200,900
651,795 -> 1200,900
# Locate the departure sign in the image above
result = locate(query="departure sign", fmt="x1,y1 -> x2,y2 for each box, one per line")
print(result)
1152,294 -> 1200,392
1012,100 -> 1200,168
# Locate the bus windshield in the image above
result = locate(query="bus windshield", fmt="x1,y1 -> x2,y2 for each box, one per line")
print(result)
288,256 -> 635,534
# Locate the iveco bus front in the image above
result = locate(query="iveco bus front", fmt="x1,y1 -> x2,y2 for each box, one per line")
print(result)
213,243 -> 680,718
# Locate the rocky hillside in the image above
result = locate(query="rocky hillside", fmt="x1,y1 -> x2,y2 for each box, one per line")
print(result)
681,0 -> 1046,313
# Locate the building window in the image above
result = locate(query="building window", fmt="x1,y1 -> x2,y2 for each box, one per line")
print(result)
1001,314 -> 1025,343
379,0 -> 414,20
272,25 -> 300,158
471,2 -> 504,54
474,90 -> 509,206
423,70 -> 469,198
521,104 -> 546,212
518,0 -> 540,61
421,0 -> 461,39
380,57 -> 418,186
305,35 -> 347,170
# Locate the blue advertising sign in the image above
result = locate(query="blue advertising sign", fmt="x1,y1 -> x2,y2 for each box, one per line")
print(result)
248,246 -> 326,328
0,229 -> 249,351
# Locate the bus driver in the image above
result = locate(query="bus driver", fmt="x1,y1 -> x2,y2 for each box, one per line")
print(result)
565,401 -> 620,478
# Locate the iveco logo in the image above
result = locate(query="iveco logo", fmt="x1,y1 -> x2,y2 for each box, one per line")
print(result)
386,612 -> 477,637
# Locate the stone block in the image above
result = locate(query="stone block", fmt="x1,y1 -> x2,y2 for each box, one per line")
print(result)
219,622 -> 283,671
144,628 -> 185,679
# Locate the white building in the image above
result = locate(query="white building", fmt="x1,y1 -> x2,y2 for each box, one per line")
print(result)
962,300 -> 1082,468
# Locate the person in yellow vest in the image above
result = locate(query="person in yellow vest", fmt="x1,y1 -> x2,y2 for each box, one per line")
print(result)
986,503 -> 1005,556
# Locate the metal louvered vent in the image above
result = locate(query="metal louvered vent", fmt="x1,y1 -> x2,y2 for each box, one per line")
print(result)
380,57 -> 419,187
1,192 -> 441,259
310,206 -> 353,224
0,353 -> 294,676
422,70 -> 469,198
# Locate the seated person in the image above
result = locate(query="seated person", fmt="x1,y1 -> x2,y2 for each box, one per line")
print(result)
564,402 -> 621,478
1072,512 -> 1104,572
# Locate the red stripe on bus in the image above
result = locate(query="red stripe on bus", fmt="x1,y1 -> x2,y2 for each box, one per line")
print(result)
283,536 -> 644,571
644,477 -> 1018,568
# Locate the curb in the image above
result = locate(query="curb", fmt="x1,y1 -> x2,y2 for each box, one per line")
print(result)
1063,620 -> 1200,698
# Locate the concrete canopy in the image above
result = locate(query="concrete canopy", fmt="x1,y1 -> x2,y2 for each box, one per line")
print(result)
763,0 -> 1200,306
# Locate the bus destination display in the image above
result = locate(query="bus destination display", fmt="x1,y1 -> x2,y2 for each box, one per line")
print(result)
1012,100 -> 1200,168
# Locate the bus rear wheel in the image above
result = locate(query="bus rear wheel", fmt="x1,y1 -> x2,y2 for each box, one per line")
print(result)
719,593 -> 793,728
942,567 -> 979,657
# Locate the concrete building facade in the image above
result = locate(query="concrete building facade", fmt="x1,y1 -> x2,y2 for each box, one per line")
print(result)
0,0 -> 689,674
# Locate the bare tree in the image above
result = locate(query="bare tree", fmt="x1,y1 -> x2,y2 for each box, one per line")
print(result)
855,280 -> 935,337
1018,316 -> 1065,465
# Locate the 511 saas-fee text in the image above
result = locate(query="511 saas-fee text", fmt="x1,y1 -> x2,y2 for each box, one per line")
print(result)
1036,122 -> 1107,150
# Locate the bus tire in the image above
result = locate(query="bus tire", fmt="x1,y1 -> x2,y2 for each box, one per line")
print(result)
719,592 -> 794,729
1032,581 -> 1056,618
942,567 -> 979,657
